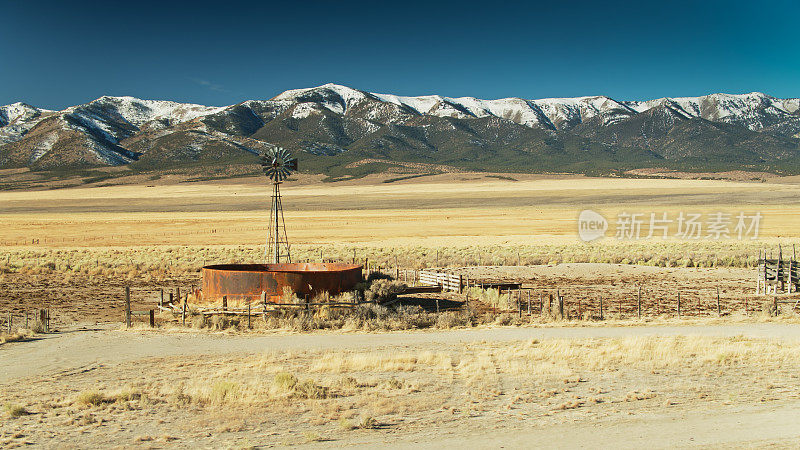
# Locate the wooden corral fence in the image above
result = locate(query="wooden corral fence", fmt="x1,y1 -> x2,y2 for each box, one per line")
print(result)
419,270 -> 465,293
757,247 -> 799,295
419,269 -> 523,293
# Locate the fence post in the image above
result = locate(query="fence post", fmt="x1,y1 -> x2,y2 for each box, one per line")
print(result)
6,313 -> 11,333
527,290 -> 531,315
716,287 -> 721,317
222,296 -> 227,312
160,289 -> 164,309
637,285 -> 642,319
125,287 -> 131,328
247,301 -> 251,329
149,309 -> 155,328
262,291 -> 268,322
181,296 -> 186,326
599,297 -> 604,320
677,292 -> 681,318
774,296 -> 779,317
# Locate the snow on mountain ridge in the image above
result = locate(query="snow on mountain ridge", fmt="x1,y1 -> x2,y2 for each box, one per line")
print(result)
0,103 -> 54,145
627,92 -> 800,130
103,84 -> 794,133
3,86 -> 799,148
372,91 -> 636,129
0,102 -> 49,125
70,96 -> 226,127
272,83 -> 370,115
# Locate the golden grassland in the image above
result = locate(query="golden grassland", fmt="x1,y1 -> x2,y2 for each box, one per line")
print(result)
0,174 -> 797,328
1,175 -> 799,277
4,335 -> 800,446
1,175 -> 799,249
0,240 -> 792,282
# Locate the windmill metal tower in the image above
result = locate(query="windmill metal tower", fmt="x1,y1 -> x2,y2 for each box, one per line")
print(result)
261,146 -> 298,264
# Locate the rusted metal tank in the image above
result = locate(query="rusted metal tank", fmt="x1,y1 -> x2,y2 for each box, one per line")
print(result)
200,263 -> 363,306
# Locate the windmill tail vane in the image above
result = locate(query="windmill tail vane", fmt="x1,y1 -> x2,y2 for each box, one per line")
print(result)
261,146 -> 298,264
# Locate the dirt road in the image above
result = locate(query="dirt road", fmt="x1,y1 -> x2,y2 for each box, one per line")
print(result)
3,322 -> 800,383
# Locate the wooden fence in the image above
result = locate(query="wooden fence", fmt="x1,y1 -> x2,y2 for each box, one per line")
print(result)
419,270 -> 464,293
758,258 -> 799,295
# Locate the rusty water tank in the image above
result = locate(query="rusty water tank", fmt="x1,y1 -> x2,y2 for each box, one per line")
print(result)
200,263 -> 363,306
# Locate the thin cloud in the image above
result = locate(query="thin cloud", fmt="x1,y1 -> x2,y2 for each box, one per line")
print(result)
190,78 -> 230,93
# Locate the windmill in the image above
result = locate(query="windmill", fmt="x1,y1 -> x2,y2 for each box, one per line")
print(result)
261,146 -> 298,264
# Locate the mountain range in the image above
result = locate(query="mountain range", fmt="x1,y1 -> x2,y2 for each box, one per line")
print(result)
2,84 -> 800,177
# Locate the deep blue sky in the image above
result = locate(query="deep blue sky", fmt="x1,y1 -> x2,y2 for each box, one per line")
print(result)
2,0 -> 798,109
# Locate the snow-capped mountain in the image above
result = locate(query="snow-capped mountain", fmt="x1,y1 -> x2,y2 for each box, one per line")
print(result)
626,92 -> 800,131
1,84 -> 799,173
0,102 -> 54,145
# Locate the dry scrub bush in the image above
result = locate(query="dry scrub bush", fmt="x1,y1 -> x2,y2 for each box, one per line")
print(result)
173,372 -> 329,405
364,279 -> 406,303
0,330 -> 34,345
273,372 -> 298,392
209,382 -> 239,404
74,391 -> 111,407
435,311 -> 473,328
358,416 -> 378,429
209,315 -> 232,331
338,417 -> 357,430
3,404 -> 29,418
338,415 -> 377,430
282,286 -> 302,304
174,381 -> 241,406
468,287 -> 514,310
248,303 -> 465,332
310,350 -> 453,373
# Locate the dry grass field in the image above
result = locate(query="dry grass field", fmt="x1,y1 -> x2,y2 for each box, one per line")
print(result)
3,173 -> 800,446
1,172 -> 800,248
1,173 -> 798,325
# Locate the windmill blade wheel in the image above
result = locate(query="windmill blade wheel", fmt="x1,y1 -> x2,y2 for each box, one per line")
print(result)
260,146 -> 298,182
